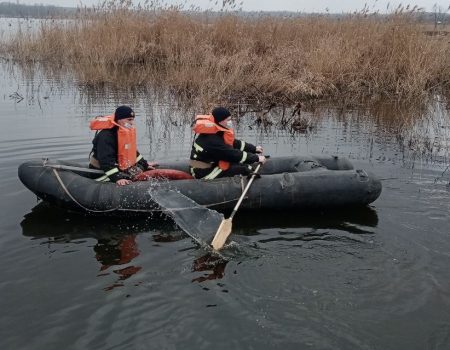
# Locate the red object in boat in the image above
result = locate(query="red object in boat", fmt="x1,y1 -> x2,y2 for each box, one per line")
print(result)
133,169 -> 194,181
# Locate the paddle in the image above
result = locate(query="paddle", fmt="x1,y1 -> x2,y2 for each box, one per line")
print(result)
211,163 -> 262,250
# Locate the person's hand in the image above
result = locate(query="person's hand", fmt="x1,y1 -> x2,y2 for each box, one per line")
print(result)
258,155 -> 267,164
116,179 -> 132,186
147,162 -> 159,170
256,145 -> 264,154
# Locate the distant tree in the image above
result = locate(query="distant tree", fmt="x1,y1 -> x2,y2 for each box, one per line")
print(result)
0,2 -> 76,18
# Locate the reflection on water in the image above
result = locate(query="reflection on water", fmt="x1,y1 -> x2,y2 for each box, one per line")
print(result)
191,254 -> 227,283
20,202 -> 382,289
94,235 -> 142,291
20,203 -> 170,289
1,54 -> 449,169
21,202 -> 232,287
234,207 -> 379,232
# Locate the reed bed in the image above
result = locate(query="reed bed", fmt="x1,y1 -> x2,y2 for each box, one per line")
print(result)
2,4 -> 450,107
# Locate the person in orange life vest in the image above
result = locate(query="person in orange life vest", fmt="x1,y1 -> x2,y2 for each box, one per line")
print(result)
89,105 -> 156,186
190,107 -> 266,180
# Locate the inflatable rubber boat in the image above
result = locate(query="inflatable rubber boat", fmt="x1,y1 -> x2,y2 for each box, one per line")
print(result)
18,155 -> 382,215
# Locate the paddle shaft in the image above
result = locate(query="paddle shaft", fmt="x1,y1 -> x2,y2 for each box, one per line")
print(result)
229,163 -> 261,219
211,163 -> 263,250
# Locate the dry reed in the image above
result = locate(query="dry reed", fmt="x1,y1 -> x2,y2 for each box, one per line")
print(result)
2,3 -> 450,107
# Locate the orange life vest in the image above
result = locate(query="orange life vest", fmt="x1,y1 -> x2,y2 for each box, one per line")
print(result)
90,115 -> 137,171
192,115 -> 235,171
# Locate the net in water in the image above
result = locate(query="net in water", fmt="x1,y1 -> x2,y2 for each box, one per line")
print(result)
149,188 -> 224,248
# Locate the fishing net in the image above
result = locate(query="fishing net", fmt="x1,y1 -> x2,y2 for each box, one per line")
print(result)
149,188 -> 224,249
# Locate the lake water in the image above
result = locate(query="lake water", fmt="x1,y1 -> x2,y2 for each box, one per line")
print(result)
1,18 -> 450,350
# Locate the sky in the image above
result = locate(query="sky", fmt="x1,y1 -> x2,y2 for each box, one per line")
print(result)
12,0 -> 450,13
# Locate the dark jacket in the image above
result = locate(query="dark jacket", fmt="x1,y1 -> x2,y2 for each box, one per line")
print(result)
190,131 -> 259,167
90,128 -> 148,182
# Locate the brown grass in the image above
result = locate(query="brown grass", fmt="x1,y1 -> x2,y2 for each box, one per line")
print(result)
2,4 -> 450,107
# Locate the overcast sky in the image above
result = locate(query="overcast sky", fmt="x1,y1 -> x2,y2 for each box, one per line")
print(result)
13,0 -> 450,13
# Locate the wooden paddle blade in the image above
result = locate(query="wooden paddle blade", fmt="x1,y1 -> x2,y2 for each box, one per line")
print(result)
211,218 -> 232,250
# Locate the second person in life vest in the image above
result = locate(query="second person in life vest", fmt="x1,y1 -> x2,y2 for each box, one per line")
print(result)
190,107 -> 266,179
89,105 -> 156,186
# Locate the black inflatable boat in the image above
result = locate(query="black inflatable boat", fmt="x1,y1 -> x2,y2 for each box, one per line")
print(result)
18,155 -> 382,215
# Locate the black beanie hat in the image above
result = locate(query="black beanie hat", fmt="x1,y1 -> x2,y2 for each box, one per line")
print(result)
212,107 -> 231,123
114,105 -> 135,121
